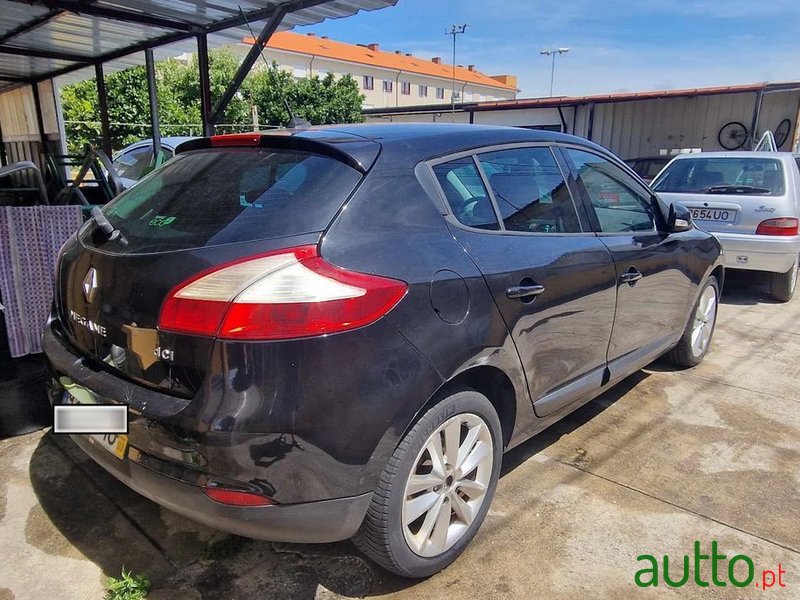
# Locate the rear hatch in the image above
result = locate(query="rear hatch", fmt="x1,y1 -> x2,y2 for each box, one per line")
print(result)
56,134 -> 377,396
653,155 -> 791,234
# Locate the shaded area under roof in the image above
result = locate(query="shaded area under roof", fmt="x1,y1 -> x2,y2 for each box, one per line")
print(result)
0,0 -> 398,92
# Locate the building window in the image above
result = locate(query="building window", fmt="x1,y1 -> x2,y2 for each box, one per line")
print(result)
419,85 -> 428,98
436,87 -> 445,100
292,65 -> 307,78
363,75 -> 374,90
401,81 -> 411,95
383,80 -> 393,93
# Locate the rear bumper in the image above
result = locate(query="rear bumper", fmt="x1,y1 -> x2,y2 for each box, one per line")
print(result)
714,232 -> 800,273
41,319 -> 384,543
69,433 -> 371,543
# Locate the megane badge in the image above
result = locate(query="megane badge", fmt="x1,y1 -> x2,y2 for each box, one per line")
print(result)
83,268 -> 98,303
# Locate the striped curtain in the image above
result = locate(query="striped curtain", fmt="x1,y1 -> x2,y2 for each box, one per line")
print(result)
0,206 -> 84,357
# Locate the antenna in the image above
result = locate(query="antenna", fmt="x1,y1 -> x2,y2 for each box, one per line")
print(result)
239,6 -> 309,128
446,24 -> 468,122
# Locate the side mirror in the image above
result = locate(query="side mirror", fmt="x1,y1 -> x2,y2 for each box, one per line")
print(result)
668,203 -> 693,233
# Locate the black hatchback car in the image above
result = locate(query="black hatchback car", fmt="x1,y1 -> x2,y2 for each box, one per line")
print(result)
45,124 -> 723,578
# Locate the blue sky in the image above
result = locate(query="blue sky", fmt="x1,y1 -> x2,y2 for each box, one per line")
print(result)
306,0 -> 800,98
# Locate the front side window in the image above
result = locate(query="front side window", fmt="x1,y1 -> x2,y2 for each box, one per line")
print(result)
652,157 -> 785,196
432,157 -> 499,230
436,87 -> 445,100
419,85 -> 428,97
383,80 -> 393,93
401,81 -> 411,95
363,75 -> 374,90
564,148 -> 657,233
477,147 -> 582,233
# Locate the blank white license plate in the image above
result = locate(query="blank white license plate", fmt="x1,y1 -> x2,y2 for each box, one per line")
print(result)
689,208 -> 736,222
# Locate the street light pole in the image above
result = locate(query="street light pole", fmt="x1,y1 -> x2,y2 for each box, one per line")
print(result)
446,24 -> 468,120
540,47 -> 570,97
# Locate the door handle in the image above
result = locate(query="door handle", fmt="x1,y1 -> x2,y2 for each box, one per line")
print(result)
620,269 -> 643,286
506,284 -> 546,300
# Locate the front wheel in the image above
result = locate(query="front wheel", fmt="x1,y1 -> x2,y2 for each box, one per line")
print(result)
769,260 -> 798,303
667,276 -> 720,368
353,390 -> 502,578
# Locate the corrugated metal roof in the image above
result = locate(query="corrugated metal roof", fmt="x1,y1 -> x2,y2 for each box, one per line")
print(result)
0,0 -> 398,90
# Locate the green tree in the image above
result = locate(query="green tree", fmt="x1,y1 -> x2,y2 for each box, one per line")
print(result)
60,49 -> 365,154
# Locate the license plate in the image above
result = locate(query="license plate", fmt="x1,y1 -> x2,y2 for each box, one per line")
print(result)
88,433 -> 129,459
689,208 -> 736,222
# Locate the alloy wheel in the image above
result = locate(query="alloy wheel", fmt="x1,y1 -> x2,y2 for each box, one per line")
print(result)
401,413 -> 494,557
691,285 -> 718,357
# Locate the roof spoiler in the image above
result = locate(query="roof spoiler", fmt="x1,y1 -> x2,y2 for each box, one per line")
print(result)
175,132 -> 378,173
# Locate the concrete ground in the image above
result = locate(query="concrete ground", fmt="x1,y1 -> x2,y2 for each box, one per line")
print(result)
1,271 -> 798,599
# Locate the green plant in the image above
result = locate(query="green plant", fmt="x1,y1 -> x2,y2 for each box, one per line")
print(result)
105,567 -> 150,600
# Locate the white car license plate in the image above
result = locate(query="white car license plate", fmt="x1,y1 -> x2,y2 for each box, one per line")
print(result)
689,208 -> 736,223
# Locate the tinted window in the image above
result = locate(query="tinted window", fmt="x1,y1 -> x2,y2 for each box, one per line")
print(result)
90,148 -> 362,253
113,146 -> 153,180
653,157 -> 785,196
565,148 -> 657,233
432,157 -> 499,230
478,147 -> 581,233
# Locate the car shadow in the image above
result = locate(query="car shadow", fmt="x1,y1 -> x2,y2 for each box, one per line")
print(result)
719,270 -> 777,306
28,370 -> 650,598
28,431 -> 416,598
501,370 -> 648,475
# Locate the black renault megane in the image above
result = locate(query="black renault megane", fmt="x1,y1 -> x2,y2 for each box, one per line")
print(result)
44,124 -> 723,577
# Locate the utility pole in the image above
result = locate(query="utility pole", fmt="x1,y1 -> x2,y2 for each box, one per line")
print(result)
446,24 -> 468,121
540,47 -> 570,97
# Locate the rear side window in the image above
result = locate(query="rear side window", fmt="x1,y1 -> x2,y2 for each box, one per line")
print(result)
653,157 -> 785,196
432,157 -> 500,230
91,148 -> 362,253
477,147 -> 581,233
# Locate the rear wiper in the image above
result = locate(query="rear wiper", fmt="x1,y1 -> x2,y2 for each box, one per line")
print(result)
706,185 -> 771,195
91,206 -> 127,246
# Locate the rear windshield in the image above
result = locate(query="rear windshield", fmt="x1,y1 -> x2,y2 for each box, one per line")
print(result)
85,148 -> 362,253
652,157 -> 785,196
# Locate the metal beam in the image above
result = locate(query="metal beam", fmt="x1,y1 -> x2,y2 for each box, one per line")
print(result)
10,0 -> 200,32
208,6 -> 288,126
144,48 -> 161,158
30,0 -> 334,84
749,89 -> 764,151
0,9 -> 61,46
95,63 -> 112,157
0,45 -> 91,63
196,34 -> 213,136
30,82 -> 48,149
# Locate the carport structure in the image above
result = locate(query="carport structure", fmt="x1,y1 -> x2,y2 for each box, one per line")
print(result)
0,0 -> 396,170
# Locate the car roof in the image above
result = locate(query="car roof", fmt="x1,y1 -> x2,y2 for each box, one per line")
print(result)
260,123 -> 618,166
122,136 -> 199,151
670,151 -> 796,160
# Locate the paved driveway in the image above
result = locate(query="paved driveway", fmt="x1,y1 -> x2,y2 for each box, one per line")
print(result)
1,272 -> 798,599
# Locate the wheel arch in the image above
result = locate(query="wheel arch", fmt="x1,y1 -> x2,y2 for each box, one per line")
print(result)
402,365 -> 517,450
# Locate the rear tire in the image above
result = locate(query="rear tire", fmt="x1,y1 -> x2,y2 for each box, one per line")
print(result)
667,276 -> 719,368
769,260 -> 798,303
353,390 -> 502,578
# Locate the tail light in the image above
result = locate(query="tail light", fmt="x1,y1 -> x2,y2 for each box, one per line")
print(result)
202,487 -> 276,507
158,246 -> 407,340
756,217 -> 799,236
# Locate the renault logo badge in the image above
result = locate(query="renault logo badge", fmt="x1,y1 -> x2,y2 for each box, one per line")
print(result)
83,268 -> 98,303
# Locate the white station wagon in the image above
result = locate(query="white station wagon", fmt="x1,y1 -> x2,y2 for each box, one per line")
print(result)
653,152 -> 800,301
